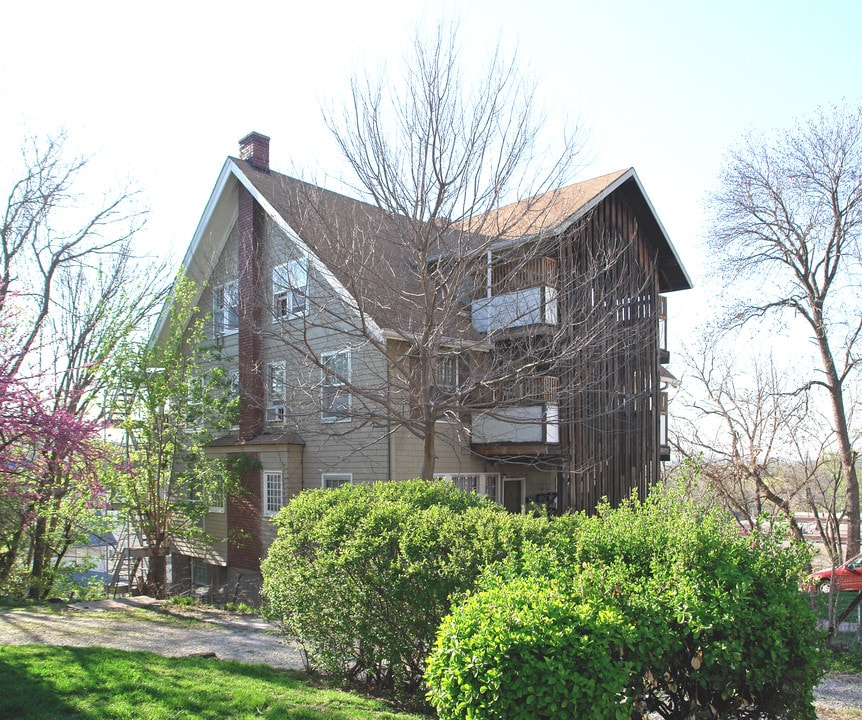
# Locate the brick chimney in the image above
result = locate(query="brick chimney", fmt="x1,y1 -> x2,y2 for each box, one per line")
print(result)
238,131 -> 270,171
229,132 -> 267,574
235,133 -> 267,440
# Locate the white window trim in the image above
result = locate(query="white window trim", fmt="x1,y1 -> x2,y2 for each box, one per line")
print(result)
436,473 -> 500,504
272,258 -> 308,320
263,470 -> 284,517
321,472 -> 352,490
186,376 -> 205,430
214,280 -> 239,336
209,488 -> 226,514
189,478 -> 226,514
435,354 -> 459,392
321,349 -> 351,423
266,362 -> 286,425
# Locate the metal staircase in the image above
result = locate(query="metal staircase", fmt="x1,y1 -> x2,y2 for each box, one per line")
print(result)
106,514 -> 151,597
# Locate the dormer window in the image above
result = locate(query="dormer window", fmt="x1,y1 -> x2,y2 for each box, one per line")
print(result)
273,258 -> 308,318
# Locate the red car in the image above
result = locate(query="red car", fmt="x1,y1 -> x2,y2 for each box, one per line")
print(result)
809,553 -> 862,593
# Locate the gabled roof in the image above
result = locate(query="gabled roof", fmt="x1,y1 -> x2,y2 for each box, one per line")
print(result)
465,168 -> 692,293
465,169 -> 630,240
232,159 -> 475,341
155,155 -> 690,344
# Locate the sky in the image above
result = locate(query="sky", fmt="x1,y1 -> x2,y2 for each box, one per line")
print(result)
1,0 -> 860,356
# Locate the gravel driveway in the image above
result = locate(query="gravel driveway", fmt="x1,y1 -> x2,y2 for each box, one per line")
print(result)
0,596 -> 305,670
1,597 -> 860,718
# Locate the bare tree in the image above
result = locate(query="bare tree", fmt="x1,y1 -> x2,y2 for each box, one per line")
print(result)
254,22 -> 666,495
799,456 -> 846,565
673,334 -> 818,539
709,103 -> 862,556
323,22 -> 583,481
1,133 -> 146,377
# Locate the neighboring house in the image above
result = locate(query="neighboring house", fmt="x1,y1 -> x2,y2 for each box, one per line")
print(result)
156,132 -> 691,597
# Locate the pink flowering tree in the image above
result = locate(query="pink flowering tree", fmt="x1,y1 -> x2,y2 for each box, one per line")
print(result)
0,134 -> 169,598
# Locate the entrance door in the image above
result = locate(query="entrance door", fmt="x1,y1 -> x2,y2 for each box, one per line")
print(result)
503,478 -> 524,513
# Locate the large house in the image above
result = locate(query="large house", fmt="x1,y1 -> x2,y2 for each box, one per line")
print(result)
158,132 -> 691,596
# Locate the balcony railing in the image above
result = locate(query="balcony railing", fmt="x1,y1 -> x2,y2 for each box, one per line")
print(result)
475,375 -> 559,406
491,256 -> 558,293
472,286 -> 558,334
471,375 -> 559,446
472,406 -> 559,445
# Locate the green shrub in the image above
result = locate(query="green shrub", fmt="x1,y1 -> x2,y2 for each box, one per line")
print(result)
426,568 -> 642,720
426,482 -> 823,720
562,485 -> 823,720
261,479 -> 549,695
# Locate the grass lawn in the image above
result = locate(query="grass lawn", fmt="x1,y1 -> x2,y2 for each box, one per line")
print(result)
0,645 -> 427,720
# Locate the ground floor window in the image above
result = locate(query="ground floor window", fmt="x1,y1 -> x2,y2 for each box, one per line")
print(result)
191,558 -> 208,587
322,473 -> 352,489
264,470 -> 284,516
438,473 -> 500,503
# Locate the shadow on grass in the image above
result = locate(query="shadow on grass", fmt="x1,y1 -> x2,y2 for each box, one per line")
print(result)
0,645 -> 421,720
0,646 -> 84,719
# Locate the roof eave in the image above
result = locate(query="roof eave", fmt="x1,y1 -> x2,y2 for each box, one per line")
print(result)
151,159 -> 238,346
495,168 -> 693,293
622,169 -> 693,292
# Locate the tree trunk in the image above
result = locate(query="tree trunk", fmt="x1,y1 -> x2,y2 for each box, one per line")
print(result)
146,551 -> 168,599
27,515 -> 48,600
814,319 -> 860,558
420,418 -> 436,481
0,524 -> 24,582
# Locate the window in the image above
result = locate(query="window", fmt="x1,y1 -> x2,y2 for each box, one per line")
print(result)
213,280 -> 238,335
484,474 -> 499,503
435,355 -> 458,395
186,376 -> 205,428
440,473 -> 500,504
209,481 -> 226,513
322,473 -> 352,489
273,258 -> 308,318
452,474 -> 480,494
322,350 -> 351,422
263,470 -> 284,516
191,559 -> 208,587
188,478 -> 225,513
266,362 -> 286,424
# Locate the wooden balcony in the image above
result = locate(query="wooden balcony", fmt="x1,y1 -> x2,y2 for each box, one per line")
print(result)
475,375 -> 559,406
492,256 -> 558,293
471,375 -> 560,453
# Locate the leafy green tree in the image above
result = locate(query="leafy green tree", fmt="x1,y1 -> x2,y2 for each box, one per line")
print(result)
427,476 -> 822,720
261,479 -> 549,695
107,275 -> 236,598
